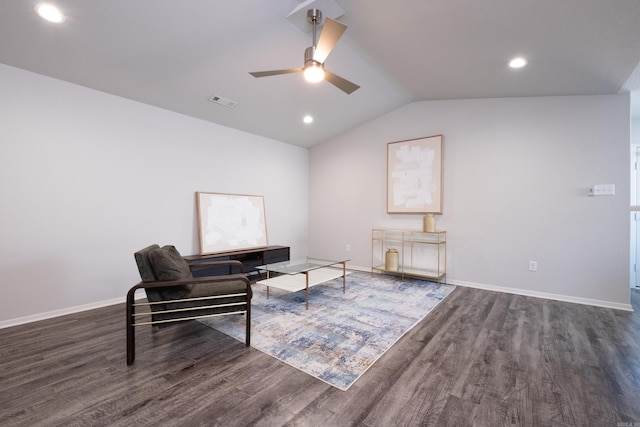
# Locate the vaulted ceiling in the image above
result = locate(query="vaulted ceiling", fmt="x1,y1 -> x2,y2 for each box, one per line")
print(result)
1,0 -> 639,147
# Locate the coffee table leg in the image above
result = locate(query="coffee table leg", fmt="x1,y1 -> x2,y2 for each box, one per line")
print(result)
305,272 -> 309,310
342,261 -> 346,294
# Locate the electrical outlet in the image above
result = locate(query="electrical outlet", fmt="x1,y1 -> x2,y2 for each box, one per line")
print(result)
345,244 -> 351,252
529,261 -> 538,272
588,184 -> 615,196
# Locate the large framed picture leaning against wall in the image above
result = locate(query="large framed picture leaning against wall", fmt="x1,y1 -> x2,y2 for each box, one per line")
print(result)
196,192 -> 268,255
387,134 -> 443,214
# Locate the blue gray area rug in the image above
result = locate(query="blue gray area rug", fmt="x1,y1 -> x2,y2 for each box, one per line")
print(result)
199,271 -> 455,390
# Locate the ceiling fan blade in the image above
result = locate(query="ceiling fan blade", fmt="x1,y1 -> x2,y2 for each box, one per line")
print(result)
325,70 -> 360,94
313,18 -> 347,64
249,68 -> 303,78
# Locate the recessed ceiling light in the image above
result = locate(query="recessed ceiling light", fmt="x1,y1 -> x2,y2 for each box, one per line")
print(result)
34,3 -> 65,23
303,115 -> 313,124
509,57 -> 527,69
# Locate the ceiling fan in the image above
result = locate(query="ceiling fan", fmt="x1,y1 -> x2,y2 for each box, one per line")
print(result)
249,9 -> 360,94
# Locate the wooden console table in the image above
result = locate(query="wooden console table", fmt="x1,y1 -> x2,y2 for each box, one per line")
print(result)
185,245 -> 290,282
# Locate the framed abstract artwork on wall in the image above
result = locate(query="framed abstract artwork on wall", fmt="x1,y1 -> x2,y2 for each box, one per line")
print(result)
387,134 -> 443,214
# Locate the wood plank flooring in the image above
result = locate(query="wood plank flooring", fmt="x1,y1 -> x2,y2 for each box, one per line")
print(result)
1,285 -> 639,426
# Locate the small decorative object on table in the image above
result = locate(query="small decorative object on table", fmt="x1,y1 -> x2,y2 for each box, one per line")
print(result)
423,213 -> 436,232
385,248 -> 399,271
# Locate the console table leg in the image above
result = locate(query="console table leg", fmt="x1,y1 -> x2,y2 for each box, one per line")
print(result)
342,261 -> 346,294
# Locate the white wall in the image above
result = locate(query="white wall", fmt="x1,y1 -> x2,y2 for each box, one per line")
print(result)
310,95 -> 631,310
0,63 -> 309,324
1,62 -> 631,324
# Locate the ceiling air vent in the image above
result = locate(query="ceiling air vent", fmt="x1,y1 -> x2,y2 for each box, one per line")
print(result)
208,95 -> 237,108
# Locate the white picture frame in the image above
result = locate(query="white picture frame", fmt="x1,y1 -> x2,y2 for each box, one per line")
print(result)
196,192 -> 268,255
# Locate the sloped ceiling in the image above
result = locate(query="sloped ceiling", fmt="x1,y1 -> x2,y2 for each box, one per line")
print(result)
1,0 -> 639,147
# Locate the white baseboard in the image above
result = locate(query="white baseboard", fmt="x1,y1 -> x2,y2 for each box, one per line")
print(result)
447,279 -> 634,312
1,270 -> 633,329
354,265 -> 634,312
348,265 -> 371,273
0,297 -> 124,330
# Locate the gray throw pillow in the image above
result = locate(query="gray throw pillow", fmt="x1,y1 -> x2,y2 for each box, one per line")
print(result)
148,245 -> 193,296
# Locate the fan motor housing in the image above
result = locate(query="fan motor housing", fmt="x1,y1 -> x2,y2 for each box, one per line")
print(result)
307,9 -> 322,23
304,46 -> 323,68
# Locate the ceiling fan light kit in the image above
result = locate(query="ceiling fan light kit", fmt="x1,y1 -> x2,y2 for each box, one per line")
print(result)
303,46 -> 325,83
304,63 -> 325,83
249,8 -> 360,94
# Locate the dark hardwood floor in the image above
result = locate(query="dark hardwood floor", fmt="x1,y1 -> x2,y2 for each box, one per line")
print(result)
1,285 -> 639,426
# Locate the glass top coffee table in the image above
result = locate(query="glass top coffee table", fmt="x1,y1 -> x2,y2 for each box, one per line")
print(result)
255,258 -> 349,310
